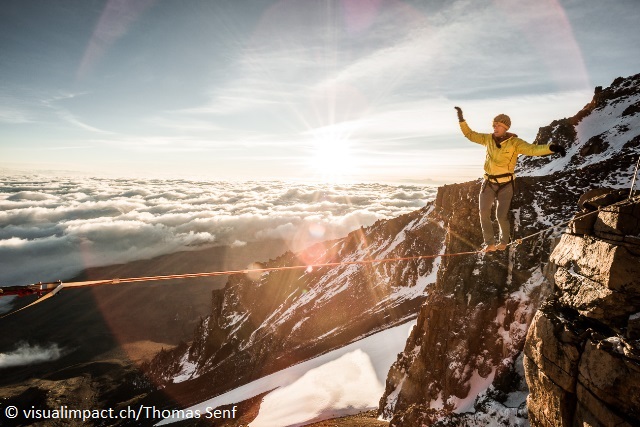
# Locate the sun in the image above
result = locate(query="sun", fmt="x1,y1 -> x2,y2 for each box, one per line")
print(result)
308,132 -> 358,182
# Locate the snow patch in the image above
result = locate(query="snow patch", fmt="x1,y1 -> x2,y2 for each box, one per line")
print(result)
375,216 -> 421,259
173,353 -> 198,384
454,394 -> 529,427
521,266 -> 546,296
382,241 -> 445,304
225,312 -> 247,327
453,368 -> 497,414
531,200 -> 554,226
603,337 -> 626,355
430,392 -> 445,410
290,317 -> 308,333
504,391 -> 527,408
381,375 -> 406,419
521,91 -> 640,178
251,349 -> 382,427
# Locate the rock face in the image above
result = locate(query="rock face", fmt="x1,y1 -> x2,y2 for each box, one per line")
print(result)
377,177 -> 566,427
378,73 -> 640,426
524,192 -> 640,427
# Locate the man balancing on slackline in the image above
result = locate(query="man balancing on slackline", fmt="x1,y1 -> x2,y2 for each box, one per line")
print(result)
454,106 -> 566,252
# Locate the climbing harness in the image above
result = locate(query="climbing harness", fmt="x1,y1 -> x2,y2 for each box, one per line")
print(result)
481,173 -> 515,195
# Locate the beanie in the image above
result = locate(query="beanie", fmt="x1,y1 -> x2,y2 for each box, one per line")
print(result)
493,114 -> 511,130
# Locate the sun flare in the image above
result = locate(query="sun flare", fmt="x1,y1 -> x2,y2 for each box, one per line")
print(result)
308,133 -> 358,182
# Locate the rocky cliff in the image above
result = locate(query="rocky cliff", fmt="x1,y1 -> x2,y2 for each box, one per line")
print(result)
377,177 -> 568,427
378,73 -> 640,426
524,190 -> 640,426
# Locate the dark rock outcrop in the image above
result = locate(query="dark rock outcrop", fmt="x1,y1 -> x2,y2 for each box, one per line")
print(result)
518,73 -> 640,178
377,177 -> 566,427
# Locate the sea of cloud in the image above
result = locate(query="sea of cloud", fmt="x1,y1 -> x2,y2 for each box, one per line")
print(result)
0,175 -> 436,287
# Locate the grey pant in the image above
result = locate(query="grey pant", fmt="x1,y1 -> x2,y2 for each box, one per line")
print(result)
479,180 -> 514,245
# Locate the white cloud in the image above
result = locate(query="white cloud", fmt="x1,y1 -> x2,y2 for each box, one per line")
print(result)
0,176 -> 436,286
0,295 -> 16,315
0,106 -> 32,124
0,342 -> 64,368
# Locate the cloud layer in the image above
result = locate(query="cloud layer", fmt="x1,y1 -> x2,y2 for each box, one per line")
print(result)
0,342 -> 63,368
0,175 -> 435,286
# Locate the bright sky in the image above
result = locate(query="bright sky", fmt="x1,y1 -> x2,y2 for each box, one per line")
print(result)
1,0 -> 639,184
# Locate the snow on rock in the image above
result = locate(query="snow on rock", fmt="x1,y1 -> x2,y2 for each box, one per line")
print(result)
519,73 -> 640,182
381,375 -> 406,417
452,368 -> 496,414
172,353 -> 198,384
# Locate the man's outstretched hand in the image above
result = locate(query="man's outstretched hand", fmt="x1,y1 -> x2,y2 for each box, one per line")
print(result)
454,106 -> 464,122
549,143 -> 566,157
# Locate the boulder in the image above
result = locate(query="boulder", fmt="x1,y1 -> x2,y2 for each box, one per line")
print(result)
524,354 -> 575,427
550,234 -> 640,294
554,267 -> 638,324
567,211 -> 597,236
579,189 -> 627,211
577,188 -> 616,211
577,339 -> 640,421
525,194 -> 640,426
574,382 -> 634,427
523,308 -> 582,392
594,202 -> 640,239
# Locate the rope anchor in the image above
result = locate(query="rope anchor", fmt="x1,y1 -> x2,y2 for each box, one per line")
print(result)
630,156 -> 640,199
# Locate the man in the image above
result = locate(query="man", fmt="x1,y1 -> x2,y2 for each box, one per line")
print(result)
454,106 -> 566,252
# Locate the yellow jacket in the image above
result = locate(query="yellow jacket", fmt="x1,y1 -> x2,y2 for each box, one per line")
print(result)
460,121 -> 553,183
